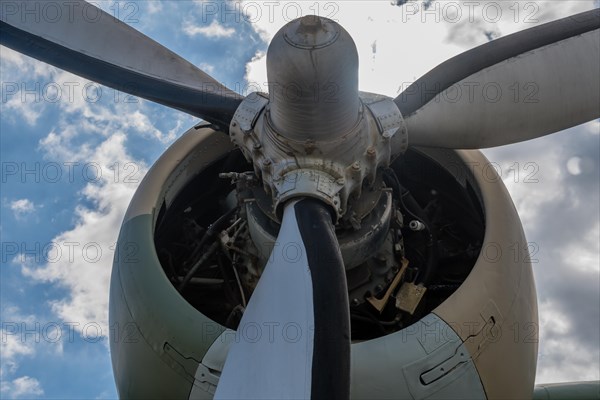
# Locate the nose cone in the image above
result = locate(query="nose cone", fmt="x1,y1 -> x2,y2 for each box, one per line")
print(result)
267,16 -> 360,141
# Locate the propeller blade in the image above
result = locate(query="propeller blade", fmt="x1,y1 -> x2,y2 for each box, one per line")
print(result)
215,198 -> 350,399
0,0 -> 243,129
395,9 -> 600,149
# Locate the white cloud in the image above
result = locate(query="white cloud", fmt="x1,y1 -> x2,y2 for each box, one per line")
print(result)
559,223 -> 600,274
0,331 -> 35,366
0,46 -> 57,126
146,1 -> 163,14
128,110 -> 175,143
241,1 -> 597,96
240,1 -> 471,96
1,327 -> 35,376
198,62 -> 215,75
244,51 -> 267,93
536,300 -> 600,383
0,306 -> 62,379
183,19 -> 235,38
21,132 -> 147,334
2,10 -> 189,353
1,90 -> 44,126
3,45 -> 164,339
9,199 -> 36,218
1,376 -> 44,398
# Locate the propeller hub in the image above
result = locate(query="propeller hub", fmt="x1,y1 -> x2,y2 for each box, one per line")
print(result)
267,16 -> 360,141
230,17 -> 406,222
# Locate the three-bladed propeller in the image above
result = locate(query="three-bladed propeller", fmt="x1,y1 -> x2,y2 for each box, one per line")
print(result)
2,3 -> 600,398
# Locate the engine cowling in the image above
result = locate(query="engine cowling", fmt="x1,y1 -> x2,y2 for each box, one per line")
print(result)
109,126 -> 537,399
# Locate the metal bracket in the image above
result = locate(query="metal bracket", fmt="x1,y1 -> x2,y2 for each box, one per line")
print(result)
273,169 -> 344,219
364,97 -> 405,139
189,363 -> 220,397
367,258 -> 409,313
396,282 -> 427,315
230,92 -> 269,133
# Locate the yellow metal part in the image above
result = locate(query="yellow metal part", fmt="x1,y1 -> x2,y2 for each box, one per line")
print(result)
367,258 -> 409,313
395,282 -> 427,315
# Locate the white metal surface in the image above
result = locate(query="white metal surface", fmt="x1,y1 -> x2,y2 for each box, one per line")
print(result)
215,201 -> 315,399
405,30 -> 600,149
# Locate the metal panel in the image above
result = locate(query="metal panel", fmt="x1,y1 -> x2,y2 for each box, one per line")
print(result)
433,150 -> 538,399
351,314 -> 486,399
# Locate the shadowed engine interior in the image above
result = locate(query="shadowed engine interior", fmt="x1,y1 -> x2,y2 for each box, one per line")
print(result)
154,146 -> 485,340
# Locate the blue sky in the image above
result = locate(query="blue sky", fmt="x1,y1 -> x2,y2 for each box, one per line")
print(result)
1,1 -> 599,398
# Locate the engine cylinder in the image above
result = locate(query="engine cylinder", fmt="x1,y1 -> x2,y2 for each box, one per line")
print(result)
266,15 -> 360,141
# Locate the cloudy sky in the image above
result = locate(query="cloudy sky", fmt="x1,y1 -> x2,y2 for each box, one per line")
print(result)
1,1 -> 598,398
